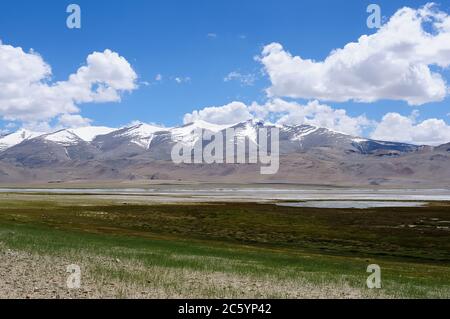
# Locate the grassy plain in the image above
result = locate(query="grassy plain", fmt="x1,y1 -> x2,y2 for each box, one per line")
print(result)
0,193 -> 448,298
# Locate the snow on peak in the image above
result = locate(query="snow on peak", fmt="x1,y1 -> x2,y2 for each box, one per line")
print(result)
70,126 -> 116,142
185,120 -> 231,132
120,123 -> 166,149
170,121 -> 229,145
352,137 -> 369,144
0,129 -> 45,151
42,126 -> 116,146
287,125 -> 319,141
43,130 -> 82,146
128,123 -> 166,135
234,121 -> 258,143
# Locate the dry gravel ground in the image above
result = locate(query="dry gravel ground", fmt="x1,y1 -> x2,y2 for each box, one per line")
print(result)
0,246 -> 375,299
0,248 -> 99,299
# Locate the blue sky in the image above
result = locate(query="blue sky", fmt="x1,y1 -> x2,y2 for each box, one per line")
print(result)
0,0 -> 450,144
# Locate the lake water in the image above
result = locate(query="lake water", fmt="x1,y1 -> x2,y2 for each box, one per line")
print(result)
0,187 -> 449,205
276,201 -> 427,209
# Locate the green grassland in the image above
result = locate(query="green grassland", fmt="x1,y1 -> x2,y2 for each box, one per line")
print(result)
0,193 -> 449,298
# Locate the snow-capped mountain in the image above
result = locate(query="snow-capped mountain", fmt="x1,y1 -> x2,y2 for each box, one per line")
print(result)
42,126 -> 117,145
91,123 -> 169,160
0,126 -> 116,150
0,119 -> 448,186
0,120 -> 423,155
114,123 -> 167,149
42,130 -> 84,146
0,126 -> 116,167
171,120 -> 230,146
69,126 -> 117,142
0,129 -> 44,151
277,123 -> 420,154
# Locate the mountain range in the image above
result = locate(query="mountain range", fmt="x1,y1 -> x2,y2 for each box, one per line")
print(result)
0,120 -> 449,187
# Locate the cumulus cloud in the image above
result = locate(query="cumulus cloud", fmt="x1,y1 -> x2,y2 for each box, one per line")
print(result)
252,99 -> 371,136
21,121 -> 53,133
184,99 -> 371,136
0,40 -> 137,126
187,98 -> 450,145
259,3 -> 450,105
371,112 -> 450,145
183,101 -> 253,125
57,114 -> 93,129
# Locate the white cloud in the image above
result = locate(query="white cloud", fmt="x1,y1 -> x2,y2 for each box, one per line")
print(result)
186,99 -> 450,145
371,112 -> 450,145
0,40 -> 137,126
183,99 -> 370,136
250,99 -> 371,136
56,49 -> 137,104
183,101 -> 253,125
21,121 -> 53,133
155,73 -> 162,81
57,114 -> 93,129
224,71 -> 256,86
5,122 -> 17,129
207,33 -> 218,39
259,3 -> 450,105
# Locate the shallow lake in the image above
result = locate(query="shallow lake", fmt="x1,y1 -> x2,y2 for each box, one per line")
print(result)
0,187 -> 449,203
276,201 -> 427,209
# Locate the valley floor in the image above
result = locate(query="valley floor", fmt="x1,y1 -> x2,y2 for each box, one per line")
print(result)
0,192 -> 449,299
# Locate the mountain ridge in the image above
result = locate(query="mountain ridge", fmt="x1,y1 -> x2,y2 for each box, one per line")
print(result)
0,120 -> 437,152
0,120 -> 448,186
